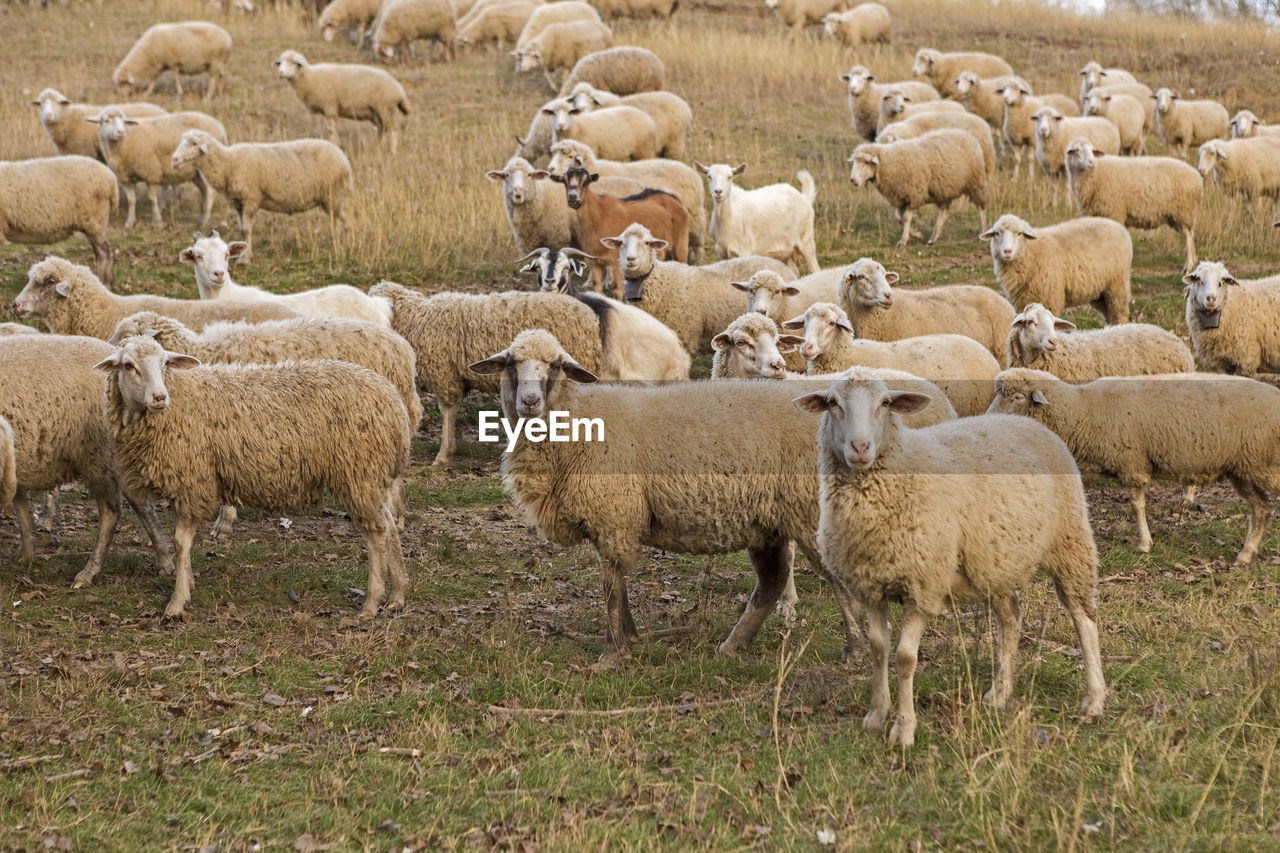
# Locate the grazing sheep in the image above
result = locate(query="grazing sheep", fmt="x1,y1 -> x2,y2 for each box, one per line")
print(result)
177,232 -> 391,325
875,88 -> 965,136
456,1 -> 539,51
560,84 -> 691,159
694,162 -> 819,274
1063,138 -> 1202,272
840,65 -> 939,142
1182,260 -> 1280,376
0,334 -> 176,587
512,19 -> 613,89
272,50 -> 411,152
29,89 -> 166,161
910,48 -> 1013,99
1082,90 -> 1146,155
90,107 -> 226,229
543,102 -> 656,162
170,130 -> 352,263
997,77 -> 1082,180
1087,82 -> 1155,134
556,46 -> 664,96
765,0 -> 849,37
372,0 -> 458,62
591,0 -> 678,19
12,256 -> 298,341
797,368 -> 1105,747
609,222 -> 797,354
876,111 -> 996,177
781,303 -> 1000,416
0,156 -> 117,286
1196,137 -> 1280,206
821,2 -> 889,45
848,129 -> 987,248
96,335 -> 410,618
1228,109 -> 1280,140
1153,88 -> 1228,160
1032,106 -> 1121,185
114,22 -> 232,102
980,213 -> 1132,323
518,1 -> 601,51
1078,61 -> 1137,105
319,0 -> 384,43
517,246 -> 691,382
838,257 -> 1015,364
991,367 -> 1280,565
369,280 -> 604,467
1004,302 -> 1193,382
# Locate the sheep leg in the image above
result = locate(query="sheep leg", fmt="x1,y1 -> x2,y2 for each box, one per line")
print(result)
72,493 -> 121,589
431,401 -> 459,467
359,520 -> 389,618
38,490 -> 59,533
1182,485 -> 1199,505
1062,594 -> 1106,719
383,502 -> 409,609
1010,145 -> 1023,180
1129,484 -> 1152,553
88,232 -> 113,287
122,184 -> 138,229
862,601 -> 892,734
194,173 -> 214,228
718,542 -> 790,655
887,604 -> 930,748
1229,477 -> 1270,566
542,67 -> 558,92
596,551 -> 639,667
172,71 -> 183,99
237,206 -> 255,263
148,184 -> 163,227
1182,226 -> 1197,273
800,236 -> 821,276
982,593 -> 1022,710
164,515 -> 199,619
210,505 -> 238,538
204,69 -> 218,103
828,575 -> 867,663
927,203 -> 952,245
896,208 -> 915,247
327,115 -> 339,145
14,490 -> 36,562
126,493 -> 176,577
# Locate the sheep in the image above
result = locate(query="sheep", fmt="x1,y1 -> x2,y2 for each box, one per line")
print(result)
1063,138 -> 1202,272
560,84 -> 691,159
169,130 -> 352,263
1182,260 -> 1280,376
1228,109 -> 1280,140
780,303 -> 1000,416
1082,90 -> 1146,155
0,156 -> 117,287
1153,88 -> 1228,160
177,232 -> 391,326
547,139 -> 705,258
821,2 -> 889,46
765,0 -> 849,38
730,267 -> 841,326
372,0 -> 458,62
1078,61 -> 1138,105
554,166 -> 689,291
607,221 -> 797,354
910,48 -> 1013,99
876,111 -> 996,177
29,89 -> 167,161
1196,137 -> 1280,207
455,1 -> 539,51
319,0 -> 384,43
953,71 -> 1012,146
113,21 -> 232,102
0,333 -> 177,588
1004,302 -> 1193,382
512,19 -> 613,90
456,0 -> 533,31
1032,106 -> 1121,186
875,88 -> 965,137
556,46 -> 664,97
590,0 -> 678,19
990,367 -> 1280,566
368,280 -> 605,467
980,213 -> 1132,324
12,256 -> 299,341
542,102 -> 656,162
89,107 -> 227,229
467,328 -> 849,665
840,65 -> 939,142
838,257 -> 1015,365
272,50 -> 412,152
95,335 -> 410,618
518,1 -> 601,51
1087,82 -> 1155,134
848,129 -> 987,248
516,247 -> 691,382
694,162 -> 819,275
0,415 -> 13,512
796,368 -> 1105,747
996,77 -> 1082,180
514,101 -> 558,165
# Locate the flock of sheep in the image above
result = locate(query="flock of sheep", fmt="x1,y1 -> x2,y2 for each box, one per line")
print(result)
6,0 -> 1280,749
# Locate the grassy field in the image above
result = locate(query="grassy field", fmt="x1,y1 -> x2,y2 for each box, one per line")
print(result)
3,0 -> 1280,848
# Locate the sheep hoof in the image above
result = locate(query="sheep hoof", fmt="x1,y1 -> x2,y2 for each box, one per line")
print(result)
19,547 -> 35,563
429,457 -> 452,470
358,602 -> 380,618
716,637 -> 746,657
162,604 -> 187,621
1233,552 -> 1255,567
777,600 -> 798,626
981,689 -> 1016,711
591,649 -> 630,672
1078,693 -> 1105,719
895,238 -> 910,248
71,571 -> 94,590
887,719 -> 916,748
384,598 -> 404,613
862,707 -> 889,734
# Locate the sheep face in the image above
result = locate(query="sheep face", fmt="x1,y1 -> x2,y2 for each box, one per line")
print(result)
695,162 -> 746,205
1229,111 -> 1260,139
1083,91 -> 1105,116
1009,303 -> 1074,356
273,50 -> 307,80
485,160 -> 549,206
822,13 -> 841,36
1197,142 -> 1225,178
602,224 -> 666,300
171,130 -> 212,170
780,303 -> 852,361
980,215 -> 1037,263
12,260 -> 76,322
539,99 -> 577,134
469,330 -> 596,420
711,315 -> 799,380
31,89 -> 71,126
1079,62 -> 1105,92
954,71 -> 978,97
1063,138 -> 1100,172
840,259 -> 897,308
319,20 -> 339,42
841,66 -> 874,96
114,72 -> 138,96
1154,88 -> 1178,115
180,231 -> 248,293
879,88 -> 909,119
93,337 -> 200,418
794,372 -> 930,469
987,370 -> 1052,417
1032,106 -> 1063,141
91,107 -> 136,144
1182,261 -> 1237,314
729,271 -> 800,317
546,142 -> 589,178
910,49 -> 938,78
1000,79 -> 1031,106
512,49 -> 543,73
847,148 -> 879,187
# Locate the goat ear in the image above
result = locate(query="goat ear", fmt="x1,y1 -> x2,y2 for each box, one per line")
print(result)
693,161 -> 708,174
886,391 -> 931,415
227,242 -> 248,259
777,334 -> 805,353
793,391 -> 834,415
779,316 -> 805,330
556,356 -> 596,383
548,172 -> 566,184
568,259 -> 587,277
468,351 -> 510,375
179,248 -> 197,263
586,172 -> 599,184
732,163 -> 747,175
729,281 -> 751,292
485,170 -> 506,182
599,237 -> 622,249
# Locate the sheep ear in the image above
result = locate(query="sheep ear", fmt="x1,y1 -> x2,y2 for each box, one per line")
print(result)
84,116 -> 102,124
1181,273 -> 1198,286
1053,319 -> 1076,332
883,271 -> 899,284
978,227 -> 997,240
732,163 -> 747,175
728,281 -> 751,292
779,316 -> 805,330
1091,147 -> 1104,157
124,118 -> 141,126
556,356 -> 597,383
782,286 -> 801,297
793,391 -> 834,415
54,281 -> 73,298
485,170 -> 507,182
227,242 -> 248,259
468,351 -> 510,375
839,73 -> 852,82
1223,275 -> 1238,286
645,238 -> 668,251
599,237 -> 622,249
29,99 -> 40,106
164,352 -> 201,370
529,170 -> 549,180
693,161 -> 708,174
886,391 -> 931,415
777,334 -> 805,353
179,248 -> 197,263
711,332 -> 732,351
515,135 -> 526,146
1030,390 -> 1050,406
93,353 -> 122,374
837,319 -> 854,334
1021,228 -> 1037,239
1010,312 -> 1027,328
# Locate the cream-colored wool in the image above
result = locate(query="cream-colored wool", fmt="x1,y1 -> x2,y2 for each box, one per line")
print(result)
1153,88 -> 1228,159
372,0 -> 458,61
560,85 -> 691,160
113,22 -> 232,101
273,50 -> 411,152
1182,260 -> 1280,376
1005,302 -> 1193,382
1197,137 -> 1280,203
876,111 -> 995,176
319,0 -> 385,42
910,48 -> 1013,99
997,77 -> 1082,180
1082,90 -> 1146,155
29,88 -> 166,160
1031,106 -> 1121,181
519,1 -> 601,51
840,65 -> 939,142
1077,61 -> 1138,104
822,3 -> 889,46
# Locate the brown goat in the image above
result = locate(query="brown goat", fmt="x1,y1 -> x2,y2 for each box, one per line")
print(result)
551,166 -> 689,292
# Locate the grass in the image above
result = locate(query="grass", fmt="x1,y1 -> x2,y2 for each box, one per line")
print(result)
3,0 -> 1280,848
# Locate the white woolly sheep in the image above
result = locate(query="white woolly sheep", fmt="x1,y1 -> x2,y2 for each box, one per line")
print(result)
694,162 -> 819,274
780,302 -> 1000,416
0,156 -> 117,286
518,1 -> 601,50
114,21 -> 232,102
590,0 -> 678,19
840,65 -> 939,142
1228,109 -> 1280,140
90,107 -> 227,229
556,46 -> 664,97
797,369 -> 1105,747
821,2 -> 889,46
1078,61 -> 1137,104
980,213 -> 1132,323
991,367 -> 1280,565
1153,88 -> 1228,159
910,48 -> 1013,99
512,19 -> 613,89
456,1 -> 539,51
876,111 -> 996,176
848,129 -> 987,248
561,84 -> 691,159
1082,89 -> 1146,155
730,267 -> 842,326
29,89 -> 167,161
272,50 -> 411,152
177,232 -> 391,325
1197,137 -> 1280,206
838,257 -> 1015,364
0,334 -> 175,587
543,102 -> 655,162
765,0 -> 848,37
96,335 -> 410,618
953,71 -> 1012,147
1182,260 -> 1280,376
1064,138 -> 1202,272
1087,82 -> 1155,134
996,77 -> 1082,180
372,0 -> 458,62
1032,106 -> 1121,186
13,256 -> 299,341
319,0 -> 384,43
170,130 -> 352,263
875,88 -> 965,136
